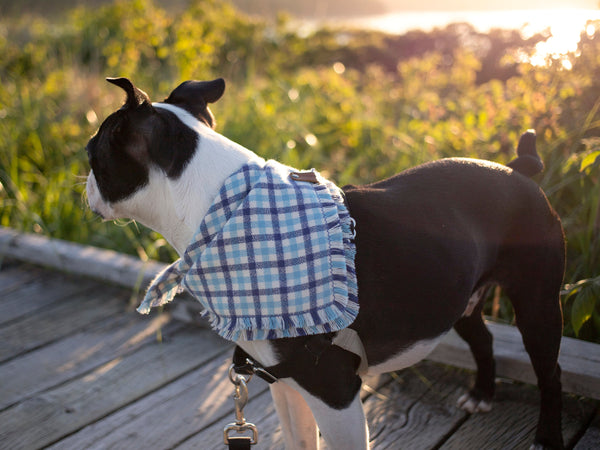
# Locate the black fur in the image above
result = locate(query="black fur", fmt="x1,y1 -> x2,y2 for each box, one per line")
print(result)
87,78 -> 201,203
86,106 -> 151,203
164,79 -> 225,128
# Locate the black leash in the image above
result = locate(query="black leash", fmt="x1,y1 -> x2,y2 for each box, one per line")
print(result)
226,436 -> 253,450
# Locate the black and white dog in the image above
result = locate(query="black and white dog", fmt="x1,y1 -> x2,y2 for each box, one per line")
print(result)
86,77 -> 565,449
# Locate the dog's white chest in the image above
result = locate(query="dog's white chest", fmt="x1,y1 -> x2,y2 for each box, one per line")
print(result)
367,335 -> 444,375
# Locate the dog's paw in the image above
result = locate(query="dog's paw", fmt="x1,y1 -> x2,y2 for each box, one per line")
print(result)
456,392 -> 492,413
529,444 -> 546,450
529,444 -> 557,450
528,441 -> 564,450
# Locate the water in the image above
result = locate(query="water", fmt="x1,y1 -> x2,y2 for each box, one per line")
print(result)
309,9 -> 600,65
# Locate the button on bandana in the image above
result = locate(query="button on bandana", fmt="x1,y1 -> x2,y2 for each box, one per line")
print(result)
138,160 -> 358,341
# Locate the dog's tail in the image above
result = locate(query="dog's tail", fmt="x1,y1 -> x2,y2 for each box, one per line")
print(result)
506,130 -> 544,177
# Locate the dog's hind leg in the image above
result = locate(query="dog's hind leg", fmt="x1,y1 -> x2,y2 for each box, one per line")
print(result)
454,287 -> 495,413
501,221 -> 565,449
507,280 -> 564,449
270,381 -> 319,450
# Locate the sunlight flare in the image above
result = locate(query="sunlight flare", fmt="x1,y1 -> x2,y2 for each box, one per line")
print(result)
343,8 -> 600,67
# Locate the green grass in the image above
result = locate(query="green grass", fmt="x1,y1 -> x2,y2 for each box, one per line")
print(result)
1,0 -> 599,341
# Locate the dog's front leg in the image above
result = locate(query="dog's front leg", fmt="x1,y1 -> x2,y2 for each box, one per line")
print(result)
285,380 -> 369,450
270,381 -> 319,450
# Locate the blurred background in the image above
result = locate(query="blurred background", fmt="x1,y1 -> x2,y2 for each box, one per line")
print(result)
0,0 -> 599,341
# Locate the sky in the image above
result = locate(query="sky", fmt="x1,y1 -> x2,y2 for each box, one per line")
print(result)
381,0 -> 598,10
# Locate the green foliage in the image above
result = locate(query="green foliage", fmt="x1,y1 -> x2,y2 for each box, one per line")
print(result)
1,0 -> 599,340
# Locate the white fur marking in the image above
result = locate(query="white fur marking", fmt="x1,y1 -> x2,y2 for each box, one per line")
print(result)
270,382 -> 319,450
367,335 -> 444,375
86,170 -> 112,218
457,393 -> 492,413
463,288 -> 486,317
284,379 -> 369,450
152,103 -> 265,255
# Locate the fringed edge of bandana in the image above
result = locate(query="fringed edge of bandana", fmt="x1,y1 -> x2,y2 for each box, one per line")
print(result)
137,261 -> 184,314
201,178 -> 359,341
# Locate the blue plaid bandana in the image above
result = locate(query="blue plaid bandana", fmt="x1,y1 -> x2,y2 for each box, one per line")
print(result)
138,160 -> 358,341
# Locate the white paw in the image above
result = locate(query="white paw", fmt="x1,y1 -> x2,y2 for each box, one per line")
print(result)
456,393 -> 492,413
529,444 -> 546,450
528,443 -> 553,450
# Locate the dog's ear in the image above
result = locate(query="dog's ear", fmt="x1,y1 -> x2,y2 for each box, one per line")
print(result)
107,77 -> 152,109
164,78 -> 225,129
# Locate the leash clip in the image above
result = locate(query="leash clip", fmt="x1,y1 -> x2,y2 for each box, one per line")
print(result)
243,358 -> 279,384
224,365 -> 258,446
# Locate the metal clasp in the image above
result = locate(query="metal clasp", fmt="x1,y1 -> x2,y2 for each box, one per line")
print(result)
242,358 -> 278,384
223,365 -> 258,445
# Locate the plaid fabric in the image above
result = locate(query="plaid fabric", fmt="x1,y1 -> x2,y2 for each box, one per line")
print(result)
138,160 -> 358,341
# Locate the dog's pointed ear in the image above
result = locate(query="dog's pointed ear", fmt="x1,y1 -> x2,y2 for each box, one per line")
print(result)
164,78 -> 225,128
107,77 -> 152,109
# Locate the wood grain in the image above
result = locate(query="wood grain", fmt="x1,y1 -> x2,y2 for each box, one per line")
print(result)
0,326 -> 229,449
0,311 -> 176,410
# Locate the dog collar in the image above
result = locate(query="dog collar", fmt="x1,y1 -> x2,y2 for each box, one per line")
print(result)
138,160 -> 359,341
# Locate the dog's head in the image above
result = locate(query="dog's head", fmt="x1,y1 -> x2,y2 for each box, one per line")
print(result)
85,77 -> 225,221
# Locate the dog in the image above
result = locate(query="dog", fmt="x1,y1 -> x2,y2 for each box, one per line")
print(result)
86,77 -> 565,449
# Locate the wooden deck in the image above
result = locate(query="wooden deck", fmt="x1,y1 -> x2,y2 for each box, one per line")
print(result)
1,231 -> 599,449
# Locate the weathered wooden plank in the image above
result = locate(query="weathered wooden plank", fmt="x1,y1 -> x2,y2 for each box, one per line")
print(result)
427,322 -> 600,400
574,409 -> 600,450
490,322 -> 600,401
0,326 -> 229,449
366,362 -> 469,449
0,258 -> 20,271
0,270 -> 98,326
0,286 -> 127,363
0,262 -> 46,295
0,312 -> 176,410
49,353 -> 262,450
439,381 -> 597,449
0,226 -> 165,289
